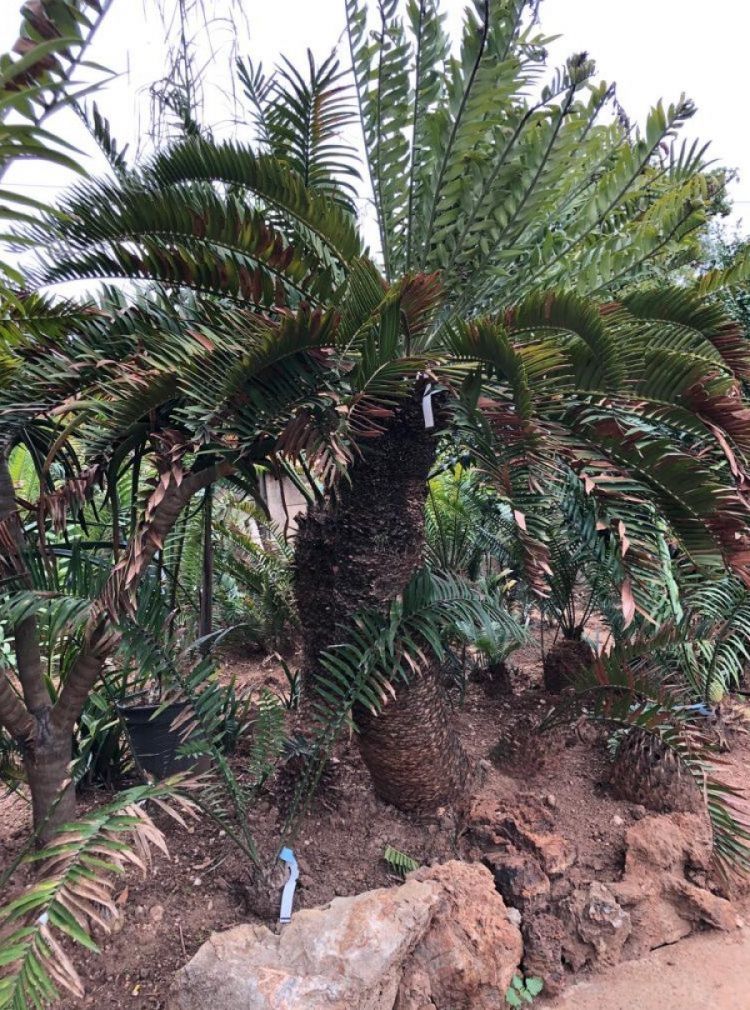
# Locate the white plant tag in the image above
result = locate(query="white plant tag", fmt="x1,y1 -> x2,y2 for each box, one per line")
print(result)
422,384 -> 435,429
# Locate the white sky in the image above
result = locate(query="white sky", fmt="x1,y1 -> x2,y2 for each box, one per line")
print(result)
2,0 -> 750,233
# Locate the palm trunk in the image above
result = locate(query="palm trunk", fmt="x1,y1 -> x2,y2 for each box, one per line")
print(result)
294,396 -> 467,813
23,724 -> 76,845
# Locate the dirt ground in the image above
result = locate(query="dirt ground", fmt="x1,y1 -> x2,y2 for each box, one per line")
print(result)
550,926 -> 750,1010
2,626 -> 750,1009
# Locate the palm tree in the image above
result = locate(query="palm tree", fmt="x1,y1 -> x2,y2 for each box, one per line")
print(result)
6,0 -> 750,823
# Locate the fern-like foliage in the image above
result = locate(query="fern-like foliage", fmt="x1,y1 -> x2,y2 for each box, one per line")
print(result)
0,778 -> 198,1008
425,464 -> 486,576
383,843 -> 420,876
248,689 -> 287,788
214,497 -> 298,650
237,48 -> 360,210
345,0 -> 708,304
279,567 -> 526,836
650,575 -> 750,706
76,100 -> 129,176
445,291 -> 750,606
0,0 -> 113,275
140,635 -> 279,871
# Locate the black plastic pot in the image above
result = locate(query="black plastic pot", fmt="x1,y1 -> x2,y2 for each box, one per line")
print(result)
117,700 -> 200,779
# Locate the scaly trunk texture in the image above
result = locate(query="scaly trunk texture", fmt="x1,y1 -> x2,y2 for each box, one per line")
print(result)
294,396 -> 467,813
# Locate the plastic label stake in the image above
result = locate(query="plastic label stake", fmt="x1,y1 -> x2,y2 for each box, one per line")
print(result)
422,383 -> 435,429
278,847 -> 299,924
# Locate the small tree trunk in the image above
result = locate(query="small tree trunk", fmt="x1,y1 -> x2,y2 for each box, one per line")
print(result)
23,721 -> 76,845
294,395 -> 467,814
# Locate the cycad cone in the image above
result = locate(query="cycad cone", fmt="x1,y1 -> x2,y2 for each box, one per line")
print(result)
708,681 -> 726,705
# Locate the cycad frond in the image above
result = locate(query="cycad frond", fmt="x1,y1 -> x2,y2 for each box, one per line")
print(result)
0,778 -> 197,1008
145,138 -> 363,265
238,49 -> 360,210
345,0 -> 708,305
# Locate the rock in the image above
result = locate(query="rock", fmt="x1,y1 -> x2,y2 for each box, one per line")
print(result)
534,833 -> 577,878
611,815 -> 624,828
148,904 -> 165,925
544,794 -> 557,809
564,882 -> 632,967
483,848 -> 550,912
522,912 -> 567,995
169,861 -> 522,1010
667,879 -> 736,932
398,862 -> 523,1010
467,794 -> 507,848
507,907 -> 522,927
550,877 -> 573,901
609,813 -> 736,958
500,819 -> 577,878
624,811 -> 712,874
467,787 -> 553,849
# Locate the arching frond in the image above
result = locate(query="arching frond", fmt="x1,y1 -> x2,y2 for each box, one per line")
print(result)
0,779 -> 197,1008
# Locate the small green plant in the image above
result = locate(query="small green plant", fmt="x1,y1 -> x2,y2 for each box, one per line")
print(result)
275,658 -> 302,711
248,690 -> 287,788
505,974 -> 544,1007
383,845 -> 420,877
214,502 -> 298,652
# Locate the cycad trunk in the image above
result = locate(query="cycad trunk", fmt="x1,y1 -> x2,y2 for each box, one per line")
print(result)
24,726 -> 76,845
294,397 -> 467,813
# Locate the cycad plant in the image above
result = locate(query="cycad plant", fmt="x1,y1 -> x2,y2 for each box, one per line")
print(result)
5,0 -> 750,831
214,497 -> 298,652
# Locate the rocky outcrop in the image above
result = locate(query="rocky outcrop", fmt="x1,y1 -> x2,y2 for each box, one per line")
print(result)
499,819 -> 577,878
468,787 -> 577,879
611,812 -> 735,957
483,849 -> 550,912
168,861 -> 522,1010
521,912 -> 567,996
468,781 -> 738,996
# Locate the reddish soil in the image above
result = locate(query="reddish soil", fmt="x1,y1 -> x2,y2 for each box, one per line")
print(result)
2,625 -> 750,1009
